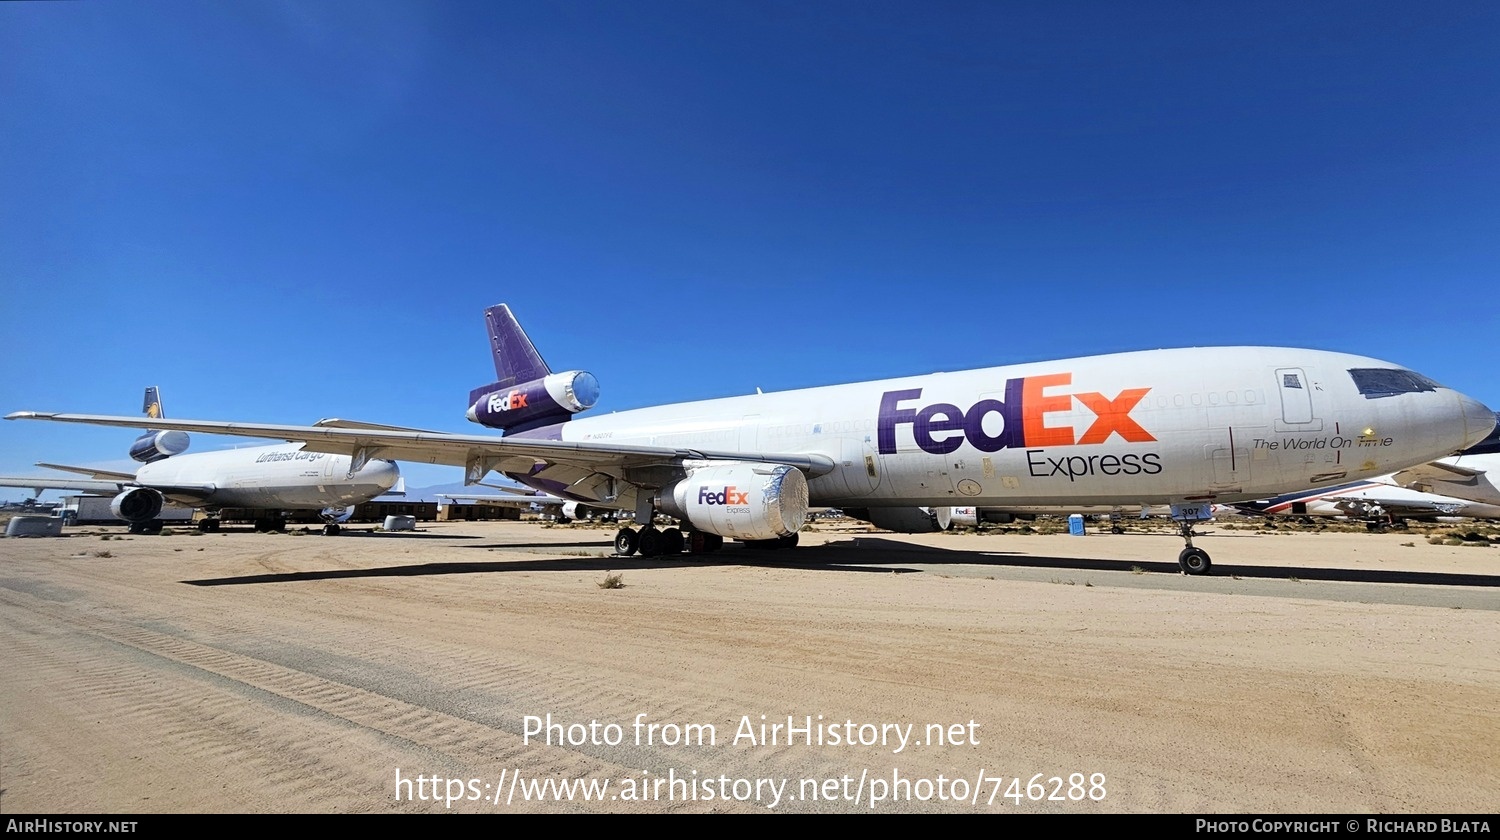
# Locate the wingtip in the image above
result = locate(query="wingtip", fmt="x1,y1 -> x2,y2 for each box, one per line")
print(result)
6,411 -> 41,420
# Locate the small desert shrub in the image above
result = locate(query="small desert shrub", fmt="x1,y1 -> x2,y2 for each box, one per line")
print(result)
597,571 -> 625,590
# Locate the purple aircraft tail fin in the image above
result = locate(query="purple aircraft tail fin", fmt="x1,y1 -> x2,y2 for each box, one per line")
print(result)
467,304 -> 601,434
485,304 -> 551,388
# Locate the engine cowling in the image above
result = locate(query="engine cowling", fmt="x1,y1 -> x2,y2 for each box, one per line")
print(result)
848,506 -> 954,533
111,488 -> 164,524
466,370 -> 600,433
128,430 -> 191,463
950,507 -> 1021,527
656,462 -> 809,541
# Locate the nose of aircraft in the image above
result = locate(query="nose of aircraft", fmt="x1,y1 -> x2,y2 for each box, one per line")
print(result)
1460,397 -> 1500,453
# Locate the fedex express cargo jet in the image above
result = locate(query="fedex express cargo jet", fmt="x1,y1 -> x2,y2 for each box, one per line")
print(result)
8,304 -> 1495,574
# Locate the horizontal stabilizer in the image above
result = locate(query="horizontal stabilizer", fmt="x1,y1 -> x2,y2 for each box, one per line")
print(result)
35,462 -> 138,481
1414,461 -> 1484,478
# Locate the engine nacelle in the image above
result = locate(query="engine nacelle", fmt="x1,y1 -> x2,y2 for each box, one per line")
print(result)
848,506 -> 954,533
950,507 -> 1020,527
129,430 -> 191,463
466,370 -> 600,433
657,462 -> 809,541
111,488 -> 164,524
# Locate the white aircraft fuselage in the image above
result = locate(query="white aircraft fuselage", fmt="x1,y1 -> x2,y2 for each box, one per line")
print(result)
516,347 -> 1492,511
136,444 -> 400,509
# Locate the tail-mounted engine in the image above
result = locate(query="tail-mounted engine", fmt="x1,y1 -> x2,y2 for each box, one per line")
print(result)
466,370 -> 600,434
656,462 -> 809,541
111,487 -> 164,524
129,430 -> 191,463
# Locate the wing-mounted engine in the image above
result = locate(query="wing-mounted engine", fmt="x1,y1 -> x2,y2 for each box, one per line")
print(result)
656,461 -> 809,541
466,370 -> 600,434
847,506 -> 954,533
129,430 -> 190,463
111,487 -> 164,523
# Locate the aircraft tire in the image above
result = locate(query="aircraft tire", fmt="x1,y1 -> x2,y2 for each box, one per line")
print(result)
614,527 -> 638,556
688,532 -> 724,554
1111,526 -> 1125,534
1178,547 -> 1211,575
633,525 -> 663,558
637,527 -> 663,557
662,527 -> 684,555
323,523 -> 340,536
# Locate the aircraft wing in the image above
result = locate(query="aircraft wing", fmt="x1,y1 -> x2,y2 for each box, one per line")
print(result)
1323,494 -> 1468,517
1393,461 -> 1484,482
7,412 -> 837,501
0,475 -> 135,496
436,492 -> 567,508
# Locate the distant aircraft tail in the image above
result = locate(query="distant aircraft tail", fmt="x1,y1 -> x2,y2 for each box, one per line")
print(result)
466,304 -> 600,434
130,386 -> 189,463
142,386 -> 165,424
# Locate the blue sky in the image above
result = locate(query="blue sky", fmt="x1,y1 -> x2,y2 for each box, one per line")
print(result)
3,1 -> 1497,493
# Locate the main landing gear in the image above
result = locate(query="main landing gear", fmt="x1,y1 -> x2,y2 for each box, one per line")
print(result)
1176,520 -> 1211,575
614,525 -> 723,558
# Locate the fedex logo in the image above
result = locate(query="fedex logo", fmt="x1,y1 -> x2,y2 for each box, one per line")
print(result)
698,486 -> 749,505
486,390 -> 529,413
877,373 -> 1154,456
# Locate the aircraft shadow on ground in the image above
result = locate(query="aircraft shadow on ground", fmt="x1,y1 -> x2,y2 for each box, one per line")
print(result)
823,537 -> 1500,588
178,536 -> 1500,588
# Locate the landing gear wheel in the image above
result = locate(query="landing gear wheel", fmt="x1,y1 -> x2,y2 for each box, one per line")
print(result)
322,523 -> 340,536
661,528 -> 684,555
779,532 -> 799,548
637,527 -> 663,557
687,532 -> 724,554
1110,526 -> 1125,535
614,527 -> 639,556
1178,547 -> 1212,575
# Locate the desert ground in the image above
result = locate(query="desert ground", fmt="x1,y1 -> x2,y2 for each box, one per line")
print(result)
1,517 -> 1496,814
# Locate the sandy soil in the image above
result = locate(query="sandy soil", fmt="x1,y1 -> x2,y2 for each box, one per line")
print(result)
1,519 -> 1496,814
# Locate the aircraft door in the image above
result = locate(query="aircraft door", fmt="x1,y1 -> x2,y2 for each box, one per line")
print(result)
1274,367 -> 1323,432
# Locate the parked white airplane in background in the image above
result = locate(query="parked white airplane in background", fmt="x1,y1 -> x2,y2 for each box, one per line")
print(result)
8,306 -> 1495,573
1225,478 -> 1500,527
436,487 -> 620,522
1394,454 -> 1500,508
0,387 -> 401,534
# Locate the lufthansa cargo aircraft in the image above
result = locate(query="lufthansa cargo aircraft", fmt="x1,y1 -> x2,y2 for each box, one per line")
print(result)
8,306 -> 1495,573
1,387 -> 401,534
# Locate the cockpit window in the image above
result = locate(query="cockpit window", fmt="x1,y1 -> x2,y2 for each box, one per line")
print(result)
1348,368 -> 1442,398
